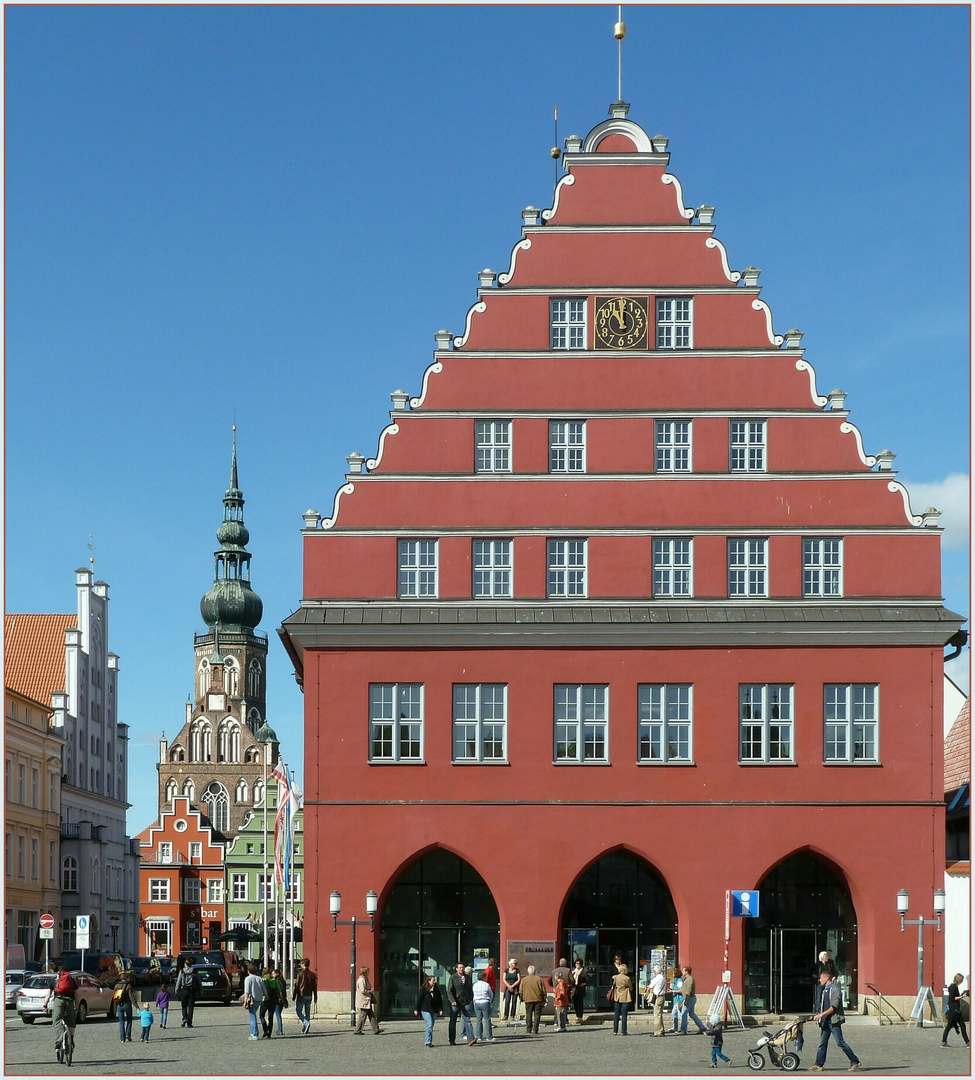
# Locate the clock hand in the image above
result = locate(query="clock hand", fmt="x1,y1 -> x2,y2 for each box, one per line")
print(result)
615,298 -> 626,330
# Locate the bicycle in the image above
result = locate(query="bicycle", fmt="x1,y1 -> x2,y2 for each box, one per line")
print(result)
55,1017 -> 74,1066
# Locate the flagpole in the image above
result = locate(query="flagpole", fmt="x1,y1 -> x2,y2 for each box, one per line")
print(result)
262,744 -> 269,971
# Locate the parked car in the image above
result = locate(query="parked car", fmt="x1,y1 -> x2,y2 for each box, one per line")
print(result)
156,956 -> 177,982
16,971 -> 114,1024
188,964 -> 233,1005
176,950 -> 245,993
5,970 -> 29,1007
130,956 -> 163,987
54,953 -> 131,989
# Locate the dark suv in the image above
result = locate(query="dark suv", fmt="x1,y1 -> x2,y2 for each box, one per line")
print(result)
176,950 -> 245,994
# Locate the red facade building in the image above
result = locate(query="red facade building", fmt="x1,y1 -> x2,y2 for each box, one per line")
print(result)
280,103 -> 962,1017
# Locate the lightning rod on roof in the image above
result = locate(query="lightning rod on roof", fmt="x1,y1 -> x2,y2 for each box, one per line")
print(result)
614,6 -> 627,101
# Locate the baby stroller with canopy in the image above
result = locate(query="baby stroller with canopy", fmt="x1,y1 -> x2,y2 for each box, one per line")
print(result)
746,1017 -> 807,1071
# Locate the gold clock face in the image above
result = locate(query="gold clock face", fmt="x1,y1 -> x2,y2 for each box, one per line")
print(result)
594,296 -> 649,350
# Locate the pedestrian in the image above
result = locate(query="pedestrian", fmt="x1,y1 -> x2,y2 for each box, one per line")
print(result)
502,959 -> 522,1023
413,975 -> 444,1048
519,964 -> 546,1036
446,962 -> 475,1045
115,975 -> 135,1042
155,982 -> 171,1029
138,1003 -> 154,1043
484,957 -> 498,1000
679,964 -> 707,1034
942,973 -> 970,1048
810,970 -> 860,1072
243,963 -> 264,1041
553,972 -> 570,1032
43,966 -> 78,1061
552,956 -> 573,986
705,1014 -> 731,1067
671,973 -> 685,1032
649,963 -> 667,1036
294,957 -> 318,1035
571,958 -> 587,1023
260,967 -> 280,1037
272,968 -> 288,1034
174,958 -> 200,1028
354,965 -> 382,1035
610,962 -> 633,1035
472,970 -> 495,1042
814,950 -> 838,1011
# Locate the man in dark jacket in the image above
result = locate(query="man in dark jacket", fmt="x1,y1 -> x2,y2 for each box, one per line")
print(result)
174,959 -> 200,1028
446,962 -> 476,1045
811,972 -> 860,1071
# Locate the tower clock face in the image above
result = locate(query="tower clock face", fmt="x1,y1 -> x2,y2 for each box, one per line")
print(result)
594,296 -> 649,350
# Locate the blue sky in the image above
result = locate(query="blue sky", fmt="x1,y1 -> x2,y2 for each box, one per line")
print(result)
5,4 -> 970,837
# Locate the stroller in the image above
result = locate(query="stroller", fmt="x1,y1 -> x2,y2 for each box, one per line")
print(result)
746,1017 -> 808,1071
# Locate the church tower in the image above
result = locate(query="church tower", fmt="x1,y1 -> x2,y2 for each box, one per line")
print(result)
158,431 -> 278,838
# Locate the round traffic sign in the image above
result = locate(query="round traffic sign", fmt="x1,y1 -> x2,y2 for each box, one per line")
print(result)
39,913 -> 55,930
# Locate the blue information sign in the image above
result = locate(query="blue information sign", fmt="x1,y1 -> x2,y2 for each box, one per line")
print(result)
731,891 -> 759,917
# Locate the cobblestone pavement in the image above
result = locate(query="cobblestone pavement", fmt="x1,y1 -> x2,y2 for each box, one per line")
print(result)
4,1006 -> 972,1076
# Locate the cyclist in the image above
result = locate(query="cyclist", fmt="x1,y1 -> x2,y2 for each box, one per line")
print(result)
44,965 -> 78,1063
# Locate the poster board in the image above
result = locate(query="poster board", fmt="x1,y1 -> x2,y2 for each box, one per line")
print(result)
506,940 -> 556,978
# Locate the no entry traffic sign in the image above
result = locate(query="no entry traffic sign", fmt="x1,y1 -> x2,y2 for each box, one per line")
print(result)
39,913 -> 55,930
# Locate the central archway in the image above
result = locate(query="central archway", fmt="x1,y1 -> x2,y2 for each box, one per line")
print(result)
561,848 -> 677,1010
379,848 -> 499,1017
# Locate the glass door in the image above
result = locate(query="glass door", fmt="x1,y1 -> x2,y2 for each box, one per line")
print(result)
773,928 -> 817,1013
597,929 -> 639,1010
422,927 -> 462,989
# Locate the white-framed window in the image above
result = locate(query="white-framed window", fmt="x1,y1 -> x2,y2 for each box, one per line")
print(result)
549,421 -> 586,472
473,540 -> 512,598
369,683 -> 424,762
283,875 -> 301,902
224,657 -> 239,697
184,877 -> 202,902
235,778 -> 249,803
61,918 -> 76,954
165,778 -> 178,802
62,856 -> 78,892
547,539 -> 587,598
218,719 -> 241,763
398,540 -> 438,598
453,684 -> 507,762
638,685 -> 693,763
550,298 -> 587,350
159,841 -> 173,863
257,873 -> 273,902
189,841 -> 203,861
207,878 -> 224,903
475,420 -> 511,473
185,921 -> 201,947
149,878 -> 170,902
730,419 -> 766,472
803,538 -> 843,597
248,659 -> 262,698
656,297 -> 692,349
739,684 -> 794,763
145,918 -> 172,955
653,539 -> 692,597
231,873 -> 248,901
728,539 -> 768,597
554,684 -> 609,763
824,684 -> 879,763
655,420 -> 691,471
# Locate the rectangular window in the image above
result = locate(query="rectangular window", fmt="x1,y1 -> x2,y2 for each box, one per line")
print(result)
739,684 -> 794,763
638,685 -> 693,763
550,298 -> 587,350
728,539 -> 768,597
549,420 -> 586,473
231,874 -> 248,902
547,539 -> 587,598
803,538 -> 843,597
30,839 -> 38,881
188,842 -> 202,862
145,919 -> 172,954
369,683 -> 424,762
257,874 -> 273,902
655,420 -> 692,471
185,922 -> 201,947
31,769 -> 39,808
824,684 -> 879,763
474,420 -> 511,473
730,419 -> 767,472
554,684 -> 609,763
207,878 -> 224,903
398,540 -> 438,598
17,837 -> 25,878
158,841 -> 173,864
61,918 -> 76,954
453,684 -> 507,762
656,297 -> 692,349
473,540 -> 512,598
284,874 -> 301,903
653,539 -> 692,597
184,877 -> 201,903
149,878 -> 170,902
48,842 -> 56,887
17,765 -> 25,804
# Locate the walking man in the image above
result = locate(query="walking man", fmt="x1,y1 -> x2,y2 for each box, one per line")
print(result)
174,958 -> 201,1028
810,971 -> 861,1072
294,957 -> 318,1035
649,963 -> 667,1036
679,964 -> 707,1034
447,962 -> 475,1045
519,964 -> 546,1035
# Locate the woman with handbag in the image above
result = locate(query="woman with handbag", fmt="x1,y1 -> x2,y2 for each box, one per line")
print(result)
354,966 -> 382,1035
242,963 -> 264,1041
610,963 -> 634,1036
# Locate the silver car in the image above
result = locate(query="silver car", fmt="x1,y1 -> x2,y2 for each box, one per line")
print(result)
15,971 -> 114,1024
5,970 -> 28,1007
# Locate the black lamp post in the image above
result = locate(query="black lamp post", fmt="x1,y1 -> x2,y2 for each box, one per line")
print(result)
330,890 -> 378,1028
897,887 -> 946,1027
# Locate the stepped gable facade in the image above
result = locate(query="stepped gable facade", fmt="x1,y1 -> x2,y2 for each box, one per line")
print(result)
281,103 -> 963,1018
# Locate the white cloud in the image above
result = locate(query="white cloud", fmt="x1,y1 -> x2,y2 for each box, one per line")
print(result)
901,474 -> 970,550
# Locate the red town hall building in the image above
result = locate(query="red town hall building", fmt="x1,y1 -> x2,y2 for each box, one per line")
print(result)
280,102 -> 962,1018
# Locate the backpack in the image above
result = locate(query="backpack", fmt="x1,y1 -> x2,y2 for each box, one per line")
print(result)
55,971 -> 76,996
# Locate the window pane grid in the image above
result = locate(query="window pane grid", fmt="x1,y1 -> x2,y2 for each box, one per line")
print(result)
824,684 -> 878,762
398,540 -> 438,598
547,539 -> 587,597
655,420 -> 691,472
473,540 -> 512,597
653,538 -> 692,597
638,684 -> 692,763
739,684 -> 793,763
554,685 -> 608,762
730,419 -> 767,472
452,684 -> 507,762
474,420 -> 511,473
549,421 -> 586,472
803,538 -> 843,597
656,298 -> 692,349
728,539 -> 767,597
551,299 -> 587,350
370,683 -> 423,762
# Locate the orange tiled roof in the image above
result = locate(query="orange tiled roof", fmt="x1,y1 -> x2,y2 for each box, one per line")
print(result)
944,698 -> 970,792
3,613 -> 76,707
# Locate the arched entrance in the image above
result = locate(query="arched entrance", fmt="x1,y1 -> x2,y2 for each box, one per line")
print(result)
379,849 -> 499,1017
561,849 -> 677,1010
744,850 -> 857,1014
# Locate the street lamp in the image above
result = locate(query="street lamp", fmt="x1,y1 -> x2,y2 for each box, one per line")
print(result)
897,888 -> 946,1027
109,915 -> 120,953
331,890 -> 378,1029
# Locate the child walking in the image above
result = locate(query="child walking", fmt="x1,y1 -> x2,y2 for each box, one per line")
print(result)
155,983 -> 171,1029
139,1004 -> 154,1042
706,1014 -> 731,1067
